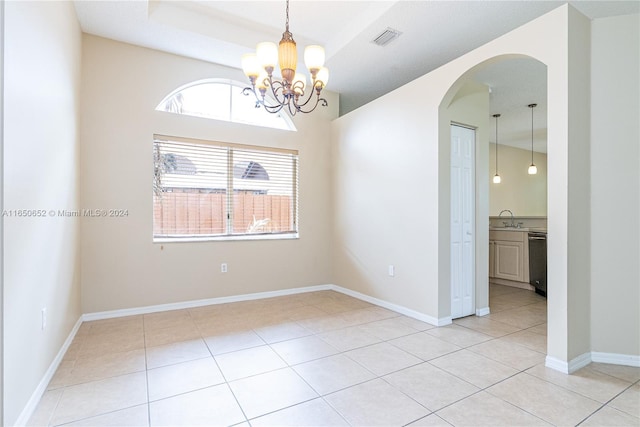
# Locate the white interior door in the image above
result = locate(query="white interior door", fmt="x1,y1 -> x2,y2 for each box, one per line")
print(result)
451,124 -> 476,319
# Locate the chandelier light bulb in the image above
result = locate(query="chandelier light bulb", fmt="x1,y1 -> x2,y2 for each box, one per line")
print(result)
241,53 -> 260,79
256,42 -> 278,71
316,67 -> 329,87
256,71 -> 269,90
293,72 -> 306,95
304,45 -> 325,71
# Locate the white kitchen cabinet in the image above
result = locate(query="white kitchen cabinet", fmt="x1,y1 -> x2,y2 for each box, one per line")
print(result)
494,240 -> 524,282
489,241 -> 495,278
489,230 -> 529,285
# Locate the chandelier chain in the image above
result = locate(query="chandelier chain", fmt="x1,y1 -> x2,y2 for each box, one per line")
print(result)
285,0 -> 290,32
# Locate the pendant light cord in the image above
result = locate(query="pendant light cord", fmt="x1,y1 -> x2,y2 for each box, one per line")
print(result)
531,105 -> 534,163
493,114 -> 500,173
528,103 -> 537,164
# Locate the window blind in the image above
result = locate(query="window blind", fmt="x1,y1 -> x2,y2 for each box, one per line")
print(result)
153,135 -> 298,240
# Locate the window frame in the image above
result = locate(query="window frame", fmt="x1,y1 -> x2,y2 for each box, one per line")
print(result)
155,78 -> 297,132
153,134 -> 299,243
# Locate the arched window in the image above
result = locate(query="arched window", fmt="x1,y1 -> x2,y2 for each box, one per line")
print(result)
155,79 -> 296,131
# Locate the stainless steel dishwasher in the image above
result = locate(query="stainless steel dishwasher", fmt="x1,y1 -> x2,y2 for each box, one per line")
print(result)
528,232 -> 547,297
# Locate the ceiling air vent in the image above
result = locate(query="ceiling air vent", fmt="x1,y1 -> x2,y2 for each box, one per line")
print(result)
371,28 -> 402,47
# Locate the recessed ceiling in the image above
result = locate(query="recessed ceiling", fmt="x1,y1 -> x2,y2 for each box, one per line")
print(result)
73,0 -> 638,152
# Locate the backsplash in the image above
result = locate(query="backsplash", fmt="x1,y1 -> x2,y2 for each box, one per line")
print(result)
489,216 -> 547,229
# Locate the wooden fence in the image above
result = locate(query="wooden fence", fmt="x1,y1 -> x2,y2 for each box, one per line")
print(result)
153,190 -> 293,236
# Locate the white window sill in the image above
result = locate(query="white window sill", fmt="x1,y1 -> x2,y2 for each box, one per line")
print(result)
153,233 -> 299,243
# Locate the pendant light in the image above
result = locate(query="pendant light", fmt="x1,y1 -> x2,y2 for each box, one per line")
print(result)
493,113 -> 501,184
527,103 -> 538,175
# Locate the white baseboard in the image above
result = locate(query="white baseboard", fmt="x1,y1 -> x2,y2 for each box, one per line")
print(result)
545,355 -> 570,373
84,283 -> 451,327
475,307 -> 490,316
18,284 -> 640,426
591,352 -> 640,367
83,284 -> 333,321
546,351 -> 640,375
14,316 -> 83,427
545,353 -> 591,374
568,352 -> 593,373
490,278 -> 535,291
329,285 -> 451,326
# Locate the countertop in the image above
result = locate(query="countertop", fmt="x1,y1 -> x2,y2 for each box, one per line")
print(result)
489,227 -> 547,233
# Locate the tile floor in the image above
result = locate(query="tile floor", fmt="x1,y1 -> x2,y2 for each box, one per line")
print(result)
28,285 -> 640,426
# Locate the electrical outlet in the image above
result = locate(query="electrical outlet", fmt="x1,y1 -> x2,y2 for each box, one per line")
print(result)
388,265 -> 395,277
221,263 -> 228,273
41,307 -> 47,330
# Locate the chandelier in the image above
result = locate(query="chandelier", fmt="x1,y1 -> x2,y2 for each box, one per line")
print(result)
241,0 -> 329,115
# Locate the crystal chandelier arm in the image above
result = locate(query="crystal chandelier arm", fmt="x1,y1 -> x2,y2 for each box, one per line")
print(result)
267,78 -> 286,100
242,85 -> 263,109
291,78 -> 324,108
290,80 -> 306,96
242,81 -> 287,113
243,80 -> 326,116
263,103 -> 287,114
290,94 -> 328,115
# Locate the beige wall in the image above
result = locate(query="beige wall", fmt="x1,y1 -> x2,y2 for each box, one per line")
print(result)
489,143 -> 547,217
332,5 -> 593,366
3,2 -> 82,424
1,1 -> 4,422
564,6 -> 592,361
5,7 -> 639,423
332,86 -> 441,321
80,35 -> 337,313
590,14 -> 640,358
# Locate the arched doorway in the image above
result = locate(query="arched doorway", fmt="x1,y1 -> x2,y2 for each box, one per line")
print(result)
434,16 -> 592,369
436,53 -> 554,361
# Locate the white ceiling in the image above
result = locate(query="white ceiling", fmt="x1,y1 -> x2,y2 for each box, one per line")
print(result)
73,0 -> 639,152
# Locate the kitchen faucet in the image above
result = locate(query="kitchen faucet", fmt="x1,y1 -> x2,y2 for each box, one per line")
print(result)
498,209 -> 515,227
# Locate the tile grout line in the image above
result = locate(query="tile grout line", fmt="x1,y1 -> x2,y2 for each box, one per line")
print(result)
191,309 -> 252,425
129,293 -> 536,423
37,290 -> 638,427
454,322 -> 548,355
221,302 -> 424,424
574,379 -> 639,425
246,366 -> 353,427
223,296 -> 356,423
143,314 -> 151,427
43,388 -> 64,427
521,366 -> 635,409
43,327 -> 83,426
